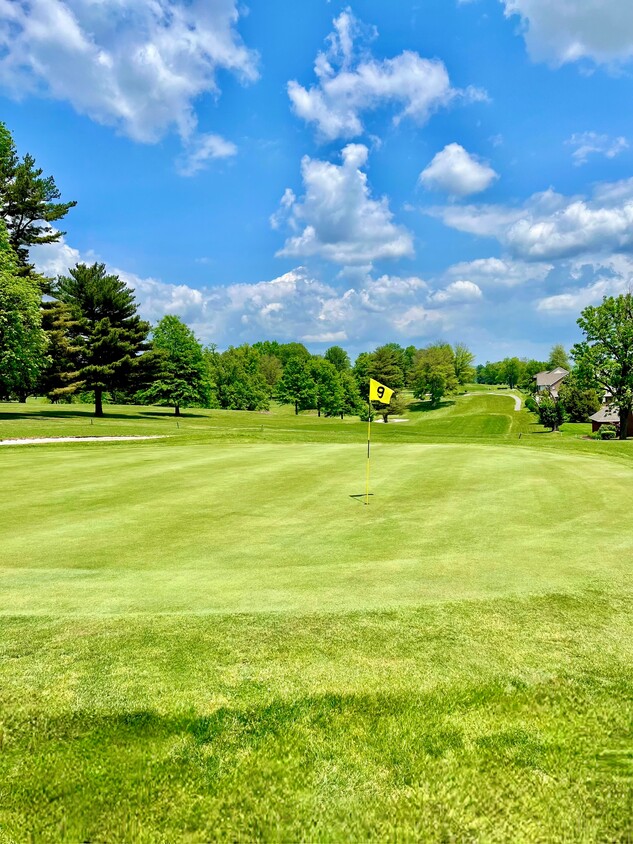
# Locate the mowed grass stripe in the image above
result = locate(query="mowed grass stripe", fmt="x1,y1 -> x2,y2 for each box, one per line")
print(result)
2,442 -> 633,615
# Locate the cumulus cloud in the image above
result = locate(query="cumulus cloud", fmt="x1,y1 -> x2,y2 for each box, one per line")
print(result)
536,255 -> 633,312
428,279 -> 483,303
275,144 -> 414,265
0,0 -> 257,170
446,256 -> 553,287
32,238 -> 467,346
501,0 -> 633,67
419,143 -> 498,196
288,7 -> 486,141
431,180 -> 633,261
566,132 -> 628,166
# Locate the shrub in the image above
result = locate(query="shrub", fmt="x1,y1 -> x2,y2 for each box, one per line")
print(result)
599,424 -> 617,440
524,396 -> 538,413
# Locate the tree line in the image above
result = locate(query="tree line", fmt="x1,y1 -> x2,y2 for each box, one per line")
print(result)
1,120 -> 632,434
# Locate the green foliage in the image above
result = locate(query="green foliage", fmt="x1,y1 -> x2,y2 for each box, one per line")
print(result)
369,345 -> 405,391
375,390 -> 408,422
339,371 -> 363,418
310,357 -> 344,417
558,374 -> 601,422
573,293 -> 633,440
0,219 -> 46,398
138,315 -> 212,415
352,351 -> 373,400
501,357 -> 523,389
411,343 -> 458,405
537,392 -> 567,431
53,262 -> 151,416
0,122 -> 76,267
453,343 -> 475,386
548,343 -> 570,370
324,344 -> 350,372
259,353 -> 283,392
209,344 -> 269,411
524,396 -> 538,413
598,424 -> 617,440
276,355 -> 315,414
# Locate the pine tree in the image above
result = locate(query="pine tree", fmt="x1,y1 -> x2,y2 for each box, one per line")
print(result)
0,123 -> 76,268
54,263 -> 150,416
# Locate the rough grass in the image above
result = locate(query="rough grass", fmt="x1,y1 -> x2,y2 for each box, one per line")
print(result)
1,394 -> 632,842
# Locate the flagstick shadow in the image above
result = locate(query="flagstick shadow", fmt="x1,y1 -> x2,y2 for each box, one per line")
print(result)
349,493 -> 374,504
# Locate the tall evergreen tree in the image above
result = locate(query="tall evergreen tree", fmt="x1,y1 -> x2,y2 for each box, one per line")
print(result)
139,315 -> 212,415
0,123 -> 76,268
53,263 -> 150,416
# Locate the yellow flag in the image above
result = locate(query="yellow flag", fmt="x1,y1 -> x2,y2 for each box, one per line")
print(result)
369,378 -> 394,404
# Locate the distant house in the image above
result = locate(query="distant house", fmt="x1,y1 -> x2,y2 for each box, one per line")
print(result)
533,367 -> 569,398
589,406 -> 633,437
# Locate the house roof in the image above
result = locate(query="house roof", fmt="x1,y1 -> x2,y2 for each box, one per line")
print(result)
590,406 -> 620,424
534,367 -> 569,387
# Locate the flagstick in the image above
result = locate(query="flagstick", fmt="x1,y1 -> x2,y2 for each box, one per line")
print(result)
365,399 -> 371,505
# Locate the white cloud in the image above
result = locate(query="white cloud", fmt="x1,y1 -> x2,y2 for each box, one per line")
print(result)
30,238 -> 85,277
392,306 -> 446,336
288,8 -> 486,141
501,0 -> 633,67
446,256 -> 553,287
419,143 -> 498,196
32,239 -> 466,346
428,279 -> 483,304
536,255 -> 633,312
0,0 -> 257,170
275,144 -> 414,265
567,132 -> 628,166
175,134 -> 237,177
432,179 -> 633,261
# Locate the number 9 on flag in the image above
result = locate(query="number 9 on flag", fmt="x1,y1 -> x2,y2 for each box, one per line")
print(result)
369,378 -> 394,404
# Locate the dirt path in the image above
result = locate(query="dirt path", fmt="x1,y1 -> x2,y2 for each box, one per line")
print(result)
0,436 -> 167,446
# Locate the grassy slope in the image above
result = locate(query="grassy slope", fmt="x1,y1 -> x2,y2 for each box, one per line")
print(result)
1,395 -> 632,842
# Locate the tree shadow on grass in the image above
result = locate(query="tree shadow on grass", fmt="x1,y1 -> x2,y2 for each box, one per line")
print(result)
407,400 -> 456,414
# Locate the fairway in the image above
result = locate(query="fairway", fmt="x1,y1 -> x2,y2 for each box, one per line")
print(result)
2,441 -> 632,615
2,400 -> 633,842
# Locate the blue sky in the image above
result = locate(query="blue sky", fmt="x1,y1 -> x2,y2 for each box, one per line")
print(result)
3,0 -> 633,363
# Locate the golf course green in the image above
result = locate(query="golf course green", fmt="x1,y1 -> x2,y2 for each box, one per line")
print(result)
1,393 -> 632,841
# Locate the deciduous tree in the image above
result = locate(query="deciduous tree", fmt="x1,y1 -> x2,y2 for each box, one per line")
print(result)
573,293 -> 633,440
139,315 -> 211,415
276,355 -> 315,414
0,219 -> 46,399
411,344 -> 457,406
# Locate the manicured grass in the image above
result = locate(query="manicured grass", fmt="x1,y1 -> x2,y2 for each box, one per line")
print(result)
1,395 -> 632,841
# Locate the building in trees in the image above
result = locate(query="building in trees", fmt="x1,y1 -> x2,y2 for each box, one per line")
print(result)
573,293 -> 633,440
